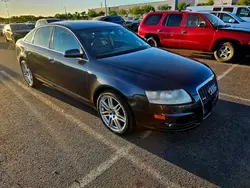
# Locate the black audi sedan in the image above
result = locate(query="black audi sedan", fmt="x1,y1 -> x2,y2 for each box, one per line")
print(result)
16,21 -> 219,135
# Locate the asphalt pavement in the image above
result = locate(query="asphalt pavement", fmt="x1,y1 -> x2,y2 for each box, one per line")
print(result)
1,37 -> 250,188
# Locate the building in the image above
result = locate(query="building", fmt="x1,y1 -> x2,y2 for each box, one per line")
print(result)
89,0 -> 195,15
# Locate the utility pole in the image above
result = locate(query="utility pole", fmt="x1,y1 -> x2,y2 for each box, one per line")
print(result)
105,0 -> 108,16
101,2 -> 103,8
2,0 -> 10,21
64,6 -> 68,20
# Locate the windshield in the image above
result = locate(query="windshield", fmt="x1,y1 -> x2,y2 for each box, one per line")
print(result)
203,13 -> 227,27
76,26 -> 150,58
229,12 -> 246,22
10,24 -> 29,31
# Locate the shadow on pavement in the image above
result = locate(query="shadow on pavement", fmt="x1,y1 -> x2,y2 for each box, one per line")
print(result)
1,64 -> 250,187
127,99 -> 250,188
0,41 -> 15,51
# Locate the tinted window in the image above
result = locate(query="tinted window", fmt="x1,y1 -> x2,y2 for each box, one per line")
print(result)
10,24 -> 29,31
110,16 -> 123,22
165,14 -> 182,27
220,13 -> 233,23
236,7 -> 250,17
144,14 -> 162,25
33,26 -> 52,47
103,17 -> 109,21
53,27 -> 81,53
213,7 -> 221,11
24,29 -> 35,43
47,19 -> 61,23
186,14 -> 206,27
76,26 -> 150,58
223,7 -> 234,12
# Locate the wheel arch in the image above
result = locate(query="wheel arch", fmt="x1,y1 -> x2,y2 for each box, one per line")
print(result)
212,38 -> 241,52
144,33 -> 160,41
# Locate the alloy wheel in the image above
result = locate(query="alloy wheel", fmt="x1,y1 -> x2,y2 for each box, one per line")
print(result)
20,60 -> 33,86
99,95 -> 127,134
218,45 -> 231,59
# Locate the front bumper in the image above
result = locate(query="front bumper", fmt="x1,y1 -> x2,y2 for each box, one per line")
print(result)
132,76 -> 219,131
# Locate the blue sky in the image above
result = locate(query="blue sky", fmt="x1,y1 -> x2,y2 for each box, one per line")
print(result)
0,0 -> 162,17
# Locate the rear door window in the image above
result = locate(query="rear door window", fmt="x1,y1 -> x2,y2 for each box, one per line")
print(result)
213,7 -> 221,11
163,14 -> 183,27
223,7 -> 234,12
143,14 -> 163,25
186,14 -> 206,27
33,26 -> 53,48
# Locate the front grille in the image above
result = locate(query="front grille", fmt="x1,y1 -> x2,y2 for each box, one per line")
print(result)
198,77 -> 218,117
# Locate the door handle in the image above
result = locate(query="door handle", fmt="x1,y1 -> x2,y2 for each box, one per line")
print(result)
182,30 -> 187,34
157,29 -> 162,33
49,58 -> 55,64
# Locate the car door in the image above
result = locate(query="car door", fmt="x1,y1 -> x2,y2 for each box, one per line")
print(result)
158,13 -> 183,48
47,26 -> 88,98
181,13 -> 214,51
27,26 -> 53,80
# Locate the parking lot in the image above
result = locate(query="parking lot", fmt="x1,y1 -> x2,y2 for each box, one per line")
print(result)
1,36 -> 250,188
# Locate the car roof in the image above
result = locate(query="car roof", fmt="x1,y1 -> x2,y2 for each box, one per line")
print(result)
49,20 -> 119,30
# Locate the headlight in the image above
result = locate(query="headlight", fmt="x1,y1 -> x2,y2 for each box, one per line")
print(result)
145,89 -> 192,105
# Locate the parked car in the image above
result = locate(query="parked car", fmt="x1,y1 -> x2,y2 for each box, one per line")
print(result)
26,23 -> 35,29
3,23 -> 32,43
93,15 -> 125,26
0,24 -> 3,36
125,20 -> 140,32
210,11 -> 250,29
15,21 -> 218,135
139,11 -> 250,62
187,6 -> 250,22
35,18 -> 61,28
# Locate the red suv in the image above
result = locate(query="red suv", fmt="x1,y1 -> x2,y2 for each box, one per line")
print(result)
139,11 -> 250,62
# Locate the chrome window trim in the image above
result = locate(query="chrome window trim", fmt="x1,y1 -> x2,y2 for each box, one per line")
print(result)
196,74 -> 215,117
25,24 -> 90,62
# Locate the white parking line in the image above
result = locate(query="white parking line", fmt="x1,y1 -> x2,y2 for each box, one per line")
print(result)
140,130 -> 152,139
70,145 -> 133,188
217,64 -> 237,81
220,93 -> 250,103
0,71 -> 181,188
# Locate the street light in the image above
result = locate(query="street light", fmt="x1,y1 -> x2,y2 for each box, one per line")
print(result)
2,0 -> 10,19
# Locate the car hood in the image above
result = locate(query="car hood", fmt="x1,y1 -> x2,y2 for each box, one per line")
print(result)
218,26 -> 250,33
99,48 -> 214,94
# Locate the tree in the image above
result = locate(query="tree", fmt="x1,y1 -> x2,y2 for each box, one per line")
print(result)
177,2 -> 189,10
119,9 -> 128,16
98,11 -> 105,16
141,5 -> 155,14
129,6 -> 143,16
109,10 -> 117,16
72,12 -> 81,20
88,10 -> 98,18
236,0 -> 250,5
197,0 -> 214,5
157,4 -> 172,11
80,11 -> 88,19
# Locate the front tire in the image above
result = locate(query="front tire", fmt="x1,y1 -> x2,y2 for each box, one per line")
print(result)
214,42 -> 235,62
20,60 -> 41,87
147,36 -> 160,47
97,91 -> 134,135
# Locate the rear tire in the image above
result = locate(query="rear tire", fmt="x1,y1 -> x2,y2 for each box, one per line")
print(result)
214,42 -> 236,62
20,60 -> 41,88
97,91 -> 134,135
147,36 -> 160,47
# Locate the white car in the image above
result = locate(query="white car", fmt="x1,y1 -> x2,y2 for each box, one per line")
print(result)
211,11 -> 250,29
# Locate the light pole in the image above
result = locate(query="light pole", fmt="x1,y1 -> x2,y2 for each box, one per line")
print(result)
105,0 -> 108,16
2,0 -> 10,20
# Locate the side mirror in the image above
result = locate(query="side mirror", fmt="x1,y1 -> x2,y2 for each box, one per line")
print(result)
229,18 -> 235,23
64,49 -> 83,58
198,22 -> 207,28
